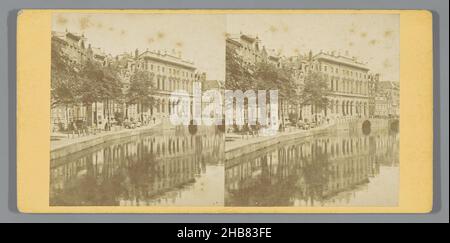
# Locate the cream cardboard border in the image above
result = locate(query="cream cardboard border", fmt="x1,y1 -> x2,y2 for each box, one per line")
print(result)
17,9 -> 433,213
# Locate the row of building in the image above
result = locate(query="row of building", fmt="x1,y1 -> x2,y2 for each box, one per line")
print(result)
51,30 -> 210,132
51,30 -> 399,132
226,33 -> 400,123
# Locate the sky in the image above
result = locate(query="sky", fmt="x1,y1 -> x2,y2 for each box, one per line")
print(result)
52,13 -> 399,82
52,13 -> 226,81
227,14 -> 399,82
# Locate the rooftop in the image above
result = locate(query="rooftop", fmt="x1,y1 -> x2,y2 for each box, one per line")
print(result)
138,50 -> 196,70
379,81 -> 400,90
314,51 -> 369,71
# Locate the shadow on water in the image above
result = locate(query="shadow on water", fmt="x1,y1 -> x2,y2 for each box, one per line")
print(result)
225,129 -> 400,207
362,120 -> 371,135
390,119 -> 400,133
50,127 -> 224,206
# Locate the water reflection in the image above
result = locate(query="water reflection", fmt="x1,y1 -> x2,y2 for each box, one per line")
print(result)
50,127 -> 224,206
225,130 -> 399,207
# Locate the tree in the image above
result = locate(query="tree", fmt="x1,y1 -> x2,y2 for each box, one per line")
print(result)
225,46 -> 256,91
126,70 -> 156,121
302,72 -> 329,122
51,35 -> 124,129
78,60 -> 122,126
101,64 -> 123,122
254,61 -> 299,129
51,36 -> 82,127
225,45 -> 302,130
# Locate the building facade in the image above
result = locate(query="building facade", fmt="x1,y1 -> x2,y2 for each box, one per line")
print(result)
313,51 -> 371,121
51,30 -> 206,132
374,81 -> 400,118
368,73 -> 381,117
226,34 -> 282,68
131,49 -> 203,122
282,51 -> 374,123
226,33 -> 382,125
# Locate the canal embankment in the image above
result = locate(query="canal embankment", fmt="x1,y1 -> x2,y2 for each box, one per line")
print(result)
51,122 -> 161,160
225,122 -> 336,161
224,118 -> 393,160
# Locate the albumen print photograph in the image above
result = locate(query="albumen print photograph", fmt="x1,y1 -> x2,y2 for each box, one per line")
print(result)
49,12 -> 400,207
224,14 -> 400,207
50,13 -> 226,206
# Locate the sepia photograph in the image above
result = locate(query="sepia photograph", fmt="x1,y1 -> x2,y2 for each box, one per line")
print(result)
50,13 -> 226,206
224,14 -> 400,207
49,12 -> 400,208
8,0 -> 443,225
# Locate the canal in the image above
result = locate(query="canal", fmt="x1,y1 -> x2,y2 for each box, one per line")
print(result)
225,129 -> 400,207
50,126 -> 225,206
50,125 -> 399,207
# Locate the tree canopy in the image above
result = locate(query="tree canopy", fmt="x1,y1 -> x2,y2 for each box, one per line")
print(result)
126,70 -> 156,107
225,46 -> 256,91
51,37 -> 124,108
302,72 -> 329,112
51,37 -> 80,108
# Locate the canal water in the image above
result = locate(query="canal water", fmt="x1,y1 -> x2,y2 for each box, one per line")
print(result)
50,126 -> 225,206
50,125 -> 399,207
225,129 -> 400,207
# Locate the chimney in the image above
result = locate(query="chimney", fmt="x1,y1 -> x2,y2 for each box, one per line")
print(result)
135,49 -> 139,58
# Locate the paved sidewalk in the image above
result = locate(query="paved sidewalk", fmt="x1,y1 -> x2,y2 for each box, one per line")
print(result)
225,123 -> 334,152
51,122 -> 161,151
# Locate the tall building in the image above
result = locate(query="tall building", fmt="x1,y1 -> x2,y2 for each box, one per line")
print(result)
226,33 -> 281,67
51,30 -> 89,131
375,81 -> 400,118
51,30 -> 88,66
368,73 -> 381,117
227,34 -> 264,66
51,30 -> 207,132
282,50 -> 373,122
312,51 -> 371,120
131,49 -> 201,121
